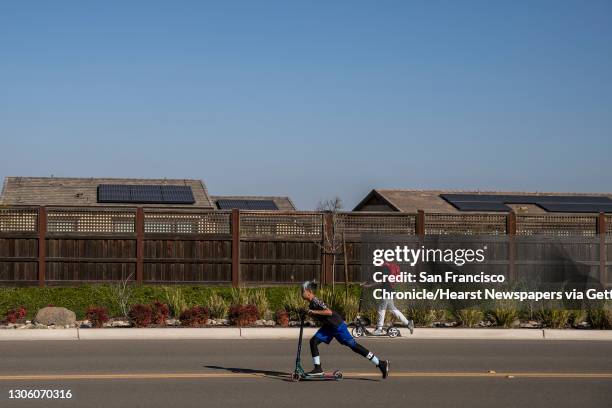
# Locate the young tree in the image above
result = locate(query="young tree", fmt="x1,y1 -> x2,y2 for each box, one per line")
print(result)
316,197 -> 344,290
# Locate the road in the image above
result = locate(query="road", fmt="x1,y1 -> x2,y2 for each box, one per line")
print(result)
1,338 -> 611,407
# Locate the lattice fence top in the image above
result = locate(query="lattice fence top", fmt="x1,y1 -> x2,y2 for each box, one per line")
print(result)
425,213 -> 507,235
240,212 -> 322,238
47,208 -> 136,233
336,213 -> 416,236
517,214 -> 597,237
144,211 -> 230,234
0,208 -> 38,232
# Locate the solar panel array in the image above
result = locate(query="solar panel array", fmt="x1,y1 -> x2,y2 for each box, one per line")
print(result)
98,185 -> 195,204
216,199 -> 279,210
440,194 -> 612,213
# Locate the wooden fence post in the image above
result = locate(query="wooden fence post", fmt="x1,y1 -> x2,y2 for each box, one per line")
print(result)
135,207 -> 144,284
322,212 -> 334,286
38,206 -> 47,287
507,211 -> 517,281
231,209 -> 241,288
416,210 -> 425,238
597,213 -> 607,287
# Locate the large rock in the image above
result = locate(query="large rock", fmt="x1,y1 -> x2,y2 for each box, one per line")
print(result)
34,307 -> 76,327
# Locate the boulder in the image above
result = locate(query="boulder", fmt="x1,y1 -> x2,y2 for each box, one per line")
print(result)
34,307 -> 76,327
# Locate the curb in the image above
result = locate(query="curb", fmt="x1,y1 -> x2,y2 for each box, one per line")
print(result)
1,327 -> 611,341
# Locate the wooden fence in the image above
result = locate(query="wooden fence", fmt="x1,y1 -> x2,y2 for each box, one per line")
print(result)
0,206 -> 610,287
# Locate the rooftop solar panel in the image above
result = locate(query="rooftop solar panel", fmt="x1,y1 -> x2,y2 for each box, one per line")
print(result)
538,203 -> 612,213
97,184 -> 195,204
451,202 -> 512,212
441,193 -> 612,213
216,199 -> 278,210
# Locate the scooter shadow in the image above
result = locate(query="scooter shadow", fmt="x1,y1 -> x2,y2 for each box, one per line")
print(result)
204,365 -> 378,382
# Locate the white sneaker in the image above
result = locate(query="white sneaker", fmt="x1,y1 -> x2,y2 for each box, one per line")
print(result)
373,328 -> 385,335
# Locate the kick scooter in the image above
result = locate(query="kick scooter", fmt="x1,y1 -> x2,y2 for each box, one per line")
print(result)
349,297 -> 412,338
291,311 -> 342,382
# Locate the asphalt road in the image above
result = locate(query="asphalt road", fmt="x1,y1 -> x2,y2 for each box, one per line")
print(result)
1,338 -> 611,408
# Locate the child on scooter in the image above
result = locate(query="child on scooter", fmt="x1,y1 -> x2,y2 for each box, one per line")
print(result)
301,280 -> 390,379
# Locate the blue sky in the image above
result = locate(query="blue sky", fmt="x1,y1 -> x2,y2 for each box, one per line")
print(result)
1,1 -> 611,209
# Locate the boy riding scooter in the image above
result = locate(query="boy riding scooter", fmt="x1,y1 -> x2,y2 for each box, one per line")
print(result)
301,280 -> 390,379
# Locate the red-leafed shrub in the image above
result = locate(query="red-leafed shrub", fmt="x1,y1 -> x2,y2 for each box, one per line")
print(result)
151,301 -> 170,325
85,306 -> 109,328
128,304 -> 153,328
179,306 -> 209,327
229,304 -> 259,326
275,310 -> 290,327
4,306 -> 27,324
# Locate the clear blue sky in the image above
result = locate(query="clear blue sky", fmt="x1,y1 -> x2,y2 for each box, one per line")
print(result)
1,1 -> 611,209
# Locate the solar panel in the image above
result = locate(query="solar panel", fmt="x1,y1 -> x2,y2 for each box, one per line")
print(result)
538,203 -> 612,213
441,193 -> 612,213
98,185 -> 131,203
97,184 -> 195,204
451,202 -> 512,212
161,185 -> 195,203
216,199 -> 278,210
131,185 -> 163,203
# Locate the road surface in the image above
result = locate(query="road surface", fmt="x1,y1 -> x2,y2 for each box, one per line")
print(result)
1,338 -> 611,407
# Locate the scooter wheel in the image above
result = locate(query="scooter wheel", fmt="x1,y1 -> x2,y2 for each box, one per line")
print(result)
351,327 -> 365,338
387,327 -> 400,338
291,373 -> 301,382
333,370 -> 343,381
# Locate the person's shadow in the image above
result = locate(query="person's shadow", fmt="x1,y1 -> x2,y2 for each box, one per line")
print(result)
204,365 -> 292,381
204,365 -> 378,382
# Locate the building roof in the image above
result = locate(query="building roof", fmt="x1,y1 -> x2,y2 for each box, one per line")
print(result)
0,177 -> 215,208
353,189 -> 612,214
211,195 -> 296,211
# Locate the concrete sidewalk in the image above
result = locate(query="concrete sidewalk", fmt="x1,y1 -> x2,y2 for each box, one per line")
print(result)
1,327 -> 612,341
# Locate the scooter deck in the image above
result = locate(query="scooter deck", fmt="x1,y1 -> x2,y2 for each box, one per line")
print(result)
292,370 -> 343,382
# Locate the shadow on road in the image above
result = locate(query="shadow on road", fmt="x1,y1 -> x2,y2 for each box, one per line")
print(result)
204,365 -> 292,381
204,365 -> 378,382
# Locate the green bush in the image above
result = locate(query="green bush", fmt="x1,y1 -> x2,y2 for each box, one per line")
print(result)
536,309 -> 572,329
249,289 -> 270,320
162,286 -> 188,317
206,293 -> 229,319
406,309 -> 446,327
488,303 -> 519,328
454,309 -> 484,328
587,308 -> 612,329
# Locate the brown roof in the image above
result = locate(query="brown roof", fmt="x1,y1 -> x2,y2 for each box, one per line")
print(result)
211,195 -> 296,211
354,189 -> 612,214
0,177 -> 214,208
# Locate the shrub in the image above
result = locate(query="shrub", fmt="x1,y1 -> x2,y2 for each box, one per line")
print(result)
4,306 -> 27,324
536,309 -> 571,329
151,301 -> 170,325
587,308 -> 612,329
406,309 -> 446,327
206,294 -> 229,319
229,304 -> 259,326
128,304 -> 153,327
179,306 -> 209,327
230,287 -> 251,307
281,290 -> 305,320
569,309 -> 587,327
162,286 -> 188,317
275,310 -> 290,327
334,293 -> 359,323
85,306 -> 109,328
454,309 -> 484,328
249,289 -> 270,319
488,304 -> 519,328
